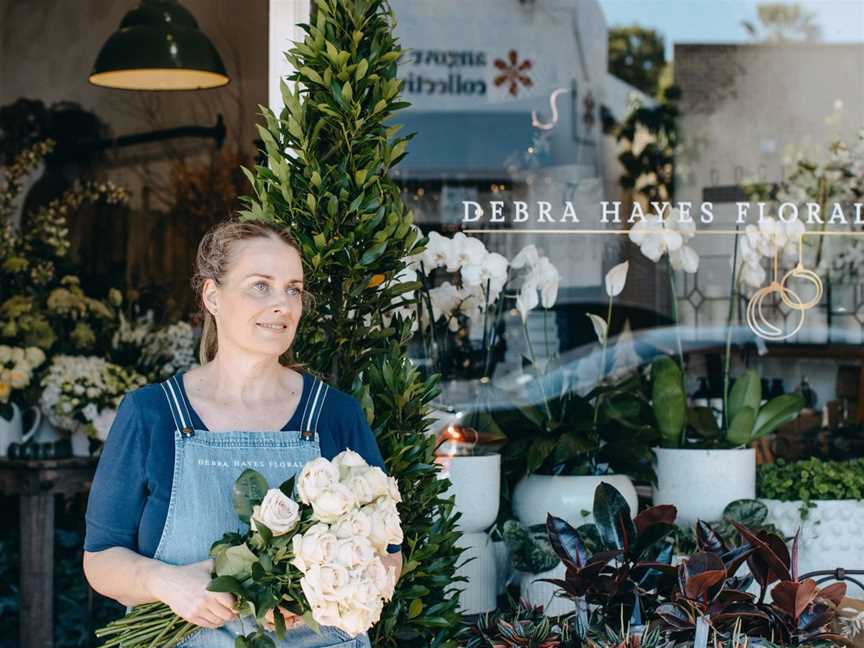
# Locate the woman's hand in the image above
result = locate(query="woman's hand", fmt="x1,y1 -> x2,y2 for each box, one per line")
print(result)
148,558 -> 238,629
263,605 -> 302,632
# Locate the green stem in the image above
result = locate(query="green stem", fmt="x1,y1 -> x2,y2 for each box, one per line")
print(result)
593,295 -> 614,425
723,226 -> 741,431
482,272 -> 511,379
666,260 -> 685,370
523,319 -> 553,421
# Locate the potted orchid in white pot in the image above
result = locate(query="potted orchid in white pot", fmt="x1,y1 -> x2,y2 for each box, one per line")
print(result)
632,209 -> 805,525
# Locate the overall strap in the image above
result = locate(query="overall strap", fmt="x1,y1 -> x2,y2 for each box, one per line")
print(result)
161,375 -> 195,437
299,377 -> 329,440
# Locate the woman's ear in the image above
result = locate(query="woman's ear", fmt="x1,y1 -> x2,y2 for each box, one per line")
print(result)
203,279 -> 219,315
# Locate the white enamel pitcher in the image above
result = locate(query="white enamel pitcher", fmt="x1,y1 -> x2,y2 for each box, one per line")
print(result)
0,403 -> 43,458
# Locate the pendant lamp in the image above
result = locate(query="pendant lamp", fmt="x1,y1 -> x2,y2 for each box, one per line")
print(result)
89,0 -> 229,91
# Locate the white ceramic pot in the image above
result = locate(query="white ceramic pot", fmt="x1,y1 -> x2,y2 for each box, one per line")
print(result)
653,447 -> 755,527
519,562 -> 578,617
0,402 -> 24,458
445,454 -> 501,532
454,531 -> 498,614
760,498 -> 864,597
70,428 -> 91,457
512,474 -> 639,528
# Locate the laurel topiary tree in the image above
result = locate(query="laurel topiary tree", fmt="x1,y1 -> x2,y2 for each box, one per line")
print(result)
239,1 -> 464,645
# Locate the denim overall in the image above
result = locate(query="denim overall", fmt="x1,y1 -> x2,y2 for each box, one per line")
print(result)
154,373 -> 371,647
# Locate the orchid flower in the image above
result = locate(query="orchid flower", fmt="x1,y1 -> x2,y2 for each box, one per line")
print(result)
629,208 -> 700,274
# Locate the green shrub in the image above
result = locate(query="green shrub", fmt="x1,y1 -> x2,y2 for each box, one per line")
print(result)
757,458 -> 864,518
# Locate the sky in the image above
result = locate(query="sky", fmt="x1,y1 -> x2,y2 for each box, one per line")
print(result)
596,0 -> 864,59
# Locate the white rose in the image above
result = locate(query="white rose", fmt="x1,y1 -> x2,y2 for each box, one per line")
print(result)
250,488 -> 300,536
86,387 -> 99,399
346,467 -> 390,506
311,483 -> 355,524
291,526 -> 339,573
10,348 -> 23,363
337,604 -> 376,637
334,536 -> 375,570
297,457 -> 340,504
332,509 -> 372,539
385,476 -> 402,504
362,559 -> 391,598
299,575 -> 341,627
332,448 -> 367,480
0,346 -> 10,363
364,500 -> 403,554
303,563 -> 352,602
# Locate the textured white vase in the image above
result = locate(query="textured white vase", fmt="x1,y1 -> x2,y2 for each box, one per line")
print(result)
454,532 -> 498,614
519,562 -> 578,617
653,447 -> 755,526
760,498 -> 864,597
512,474 -> 639,528
442,455 -> 501,614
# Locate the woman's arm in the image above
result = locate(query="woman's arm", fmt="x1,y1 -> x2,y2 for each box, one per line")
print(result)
83,548 -> 237,628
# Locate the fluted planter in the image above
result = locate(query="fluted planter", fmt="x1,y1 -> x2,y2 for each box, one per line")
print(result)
444,454 -> 501,614
760,498 -> 864,597
653,447 -> 755,526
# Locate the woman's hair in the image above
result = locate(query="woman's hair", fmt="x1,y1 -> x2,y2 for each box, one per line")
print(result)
191,219 -> 315,369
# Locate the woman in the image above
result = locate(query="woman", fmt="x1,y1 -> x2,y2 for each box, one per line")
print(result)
83,220 -> 402,647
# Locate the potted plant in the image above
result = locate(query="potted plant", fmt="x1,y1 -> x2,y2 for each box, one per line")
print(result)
544,482 -> 850,647
650,358 -> 804,526
496,262 -> 652,528
758,457 -> 864,596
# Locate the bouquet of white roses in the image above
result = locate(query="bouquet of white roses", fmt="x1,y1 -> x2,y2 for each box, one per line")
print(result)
38,354 -> 146,440
96,450 -> 403,647
0,344 -> 46,420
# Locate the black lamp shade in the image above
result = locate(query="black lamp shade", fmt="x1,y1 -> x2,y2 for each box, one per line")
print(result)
89,0 -> 229,90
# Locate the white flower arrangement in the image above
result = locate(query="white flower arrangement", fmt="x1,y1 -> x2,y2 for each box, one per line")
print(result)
39,355 -> 146,440
0,344 -> 46,411
111,309 -> 198,381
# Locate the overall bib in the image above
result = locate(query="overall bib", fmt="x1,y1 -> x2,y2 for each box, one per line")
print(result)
154,374 -> 372,647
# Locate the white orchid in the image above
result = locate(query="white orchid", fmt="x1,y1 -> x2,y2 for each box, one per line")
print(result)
447,231 -> 488,272
629,208 -> 700,273
428,282 -> 462,331
516,252 -> 561,322
420,230 -> 450,271
737,216 -> 806,290
460,251 -> 508,300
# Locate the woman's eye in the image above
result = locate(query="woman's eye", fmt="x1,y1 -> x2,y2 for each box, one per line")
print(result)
253,282 -> 269,292
287,287 -> 300,296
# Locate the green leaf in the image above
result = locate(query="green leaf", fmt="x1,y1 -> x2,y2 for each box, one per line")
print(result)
299,66 -> 324,85
752,394 -> 804,441
207,575 -> 245,597
527,438 -> 556,473
651,357 -> 686,448
360,242 -> 387,265
233,469 -> 268,523
729,370 -> 761,422
214,543 -> 258,580
408,598 -> 423,619
726,406 -> 756,446
687,406 -> 721,438
355,59 -> 369,81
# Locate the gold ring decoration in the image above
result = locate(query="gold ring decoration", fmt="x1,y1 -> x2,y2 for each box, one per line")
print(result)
779,262 -> 823,311
746,281 -> 807,341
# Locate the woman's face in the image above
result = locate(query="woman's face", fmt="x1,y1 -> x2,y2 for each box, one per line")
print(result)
203,236 -> 304,360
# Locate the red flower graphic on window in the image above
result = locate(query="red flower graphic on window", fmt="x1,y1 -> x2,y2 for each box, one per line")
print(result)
494,50 -> 533,96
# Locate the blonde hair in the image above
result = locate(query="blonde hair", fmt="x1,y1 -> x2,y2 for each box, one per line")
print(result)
191,219 -> 315,369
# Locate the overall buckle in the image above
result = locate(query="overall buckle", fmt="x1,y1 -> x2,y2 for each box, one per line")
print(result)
301,429 -> 315,442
